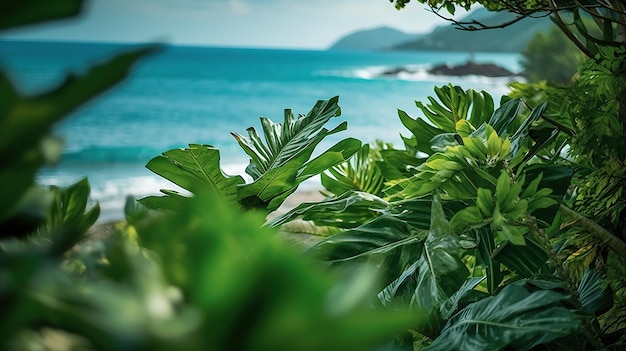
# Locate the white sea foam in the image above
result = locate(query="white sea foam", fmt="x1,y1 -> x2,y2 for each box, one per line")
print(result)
37,161 -> 324,222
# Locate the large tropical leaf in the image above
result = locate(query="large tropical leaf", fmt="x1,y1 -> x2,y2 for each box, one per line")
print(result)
321,144 -> 385,196
269,191 -> 388,229
140,144 -> 245,209
426,284 -> 581,351
474,226 -> 504,295
410,195 -> 469,337
233,97 -> 361,211
399,85 -> 494,156
376,147 -> 423,180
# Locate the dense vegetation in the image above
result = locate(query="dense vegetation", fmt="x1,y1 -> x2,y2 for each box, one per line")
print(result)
394,8 -> 553,53
2,1 -> 625,351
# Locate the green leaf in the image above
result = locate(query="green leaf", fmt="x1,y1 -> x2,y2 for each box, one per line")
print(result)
411,195 -> 469,336
377,148 -> 423,180
440,276 -> 485,319
306,215 -> 423,264
500,223 -> 527,246
269,191 -> 388,229
475,227 -> 503,295
398,109 -> 442,156
578,269 -> 612,316
45,178 -> 100,255
476,188 -> 494,217
494,239 -> 550,277
319,143 -> 383,196
509,102 -> 548,160
426,285 -> 581,351
141,144 -> 245,209
233,97 -> 359,211
0,0 -> 83,30
450,206 -> 484,232
485,99 -> 522,136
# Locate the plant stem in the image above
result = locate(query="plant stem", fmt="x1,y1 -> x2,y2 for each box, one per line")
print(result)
559,204 -> 626,256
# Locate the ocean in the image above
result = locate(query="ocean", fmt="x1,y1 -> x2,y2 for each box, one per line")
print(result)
0,41 -> 522,221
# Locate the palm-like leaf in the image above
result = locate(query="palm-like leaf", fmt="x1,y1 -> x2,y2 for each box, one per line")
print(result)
399,85 -> 494,156
233,97 -> 361,211
321,144 -> 385,196
578,268 -> 613,316
426,285 -> 581,351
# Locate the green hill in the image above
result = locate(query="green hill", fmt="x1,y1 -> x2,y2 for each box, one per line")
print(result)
328,26 -> 421,51
394,8 -> 553,53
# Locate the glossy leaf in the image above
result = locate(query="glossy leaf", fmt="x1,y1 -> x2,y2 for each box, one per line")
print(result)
475,227 -> 503,294
411,195 -> 469,336
426,285 -> 581,351
233,97 -> 360,211
269,191 -> 388,229
321,144 -> 384,196
141,144 -> 245,208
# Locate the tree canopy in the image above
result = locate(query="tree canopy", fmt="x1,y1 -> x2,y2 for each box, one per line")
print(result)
389,0 -> 626,57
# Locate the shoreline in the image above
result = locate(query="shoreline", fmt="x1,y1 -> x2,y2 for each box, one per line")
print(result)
88,188 -> 327,242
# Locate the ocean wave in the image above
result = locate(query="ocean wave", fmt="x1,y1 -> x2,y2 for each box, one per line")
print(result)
37,161 -> 325,222
61,145 -> 174,163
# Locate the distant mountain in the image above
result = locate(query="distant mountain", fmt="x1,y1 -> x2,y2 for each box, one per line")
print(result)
394,8 -> 553,53
328,26 -> 421,51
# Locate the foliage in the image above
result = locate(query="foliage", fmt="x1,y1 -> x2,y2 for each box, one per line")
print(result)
509,45 -> 626,340
426,284 -> 580,351
3,1 -> 626,351
388,1 -> 626,59
384,2 -> 626,347
1,4 -> 410,351
141,97 -> 361,213
274,85 -> 624,349
521,25 -> 584,84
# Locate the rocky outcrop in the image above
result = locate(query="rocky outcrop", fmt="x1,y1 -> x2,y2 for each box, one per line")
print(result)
379,61 -> 516,78
428,62 -> 515,77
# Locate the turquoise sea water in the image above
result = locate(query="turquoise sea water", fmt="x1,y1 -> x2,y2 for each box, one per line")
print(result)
0,40 -> 523,220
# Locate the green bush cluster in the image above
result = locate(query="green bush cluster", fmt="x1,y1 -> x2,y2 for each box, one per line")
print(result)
2,1 -> 626,351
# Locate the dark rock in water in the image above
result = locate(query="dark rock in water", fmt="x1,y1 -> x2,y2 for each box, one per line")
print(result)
380,66 -> 416,76
428,62 -> 515,77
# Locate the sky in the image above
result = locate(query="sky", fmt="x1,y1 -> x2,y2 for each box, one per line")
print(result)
2,0 -> 472,49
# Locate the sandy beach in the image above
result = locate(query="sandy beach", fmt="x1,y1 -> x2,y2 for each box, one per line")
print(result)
88,188 -> 328,248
